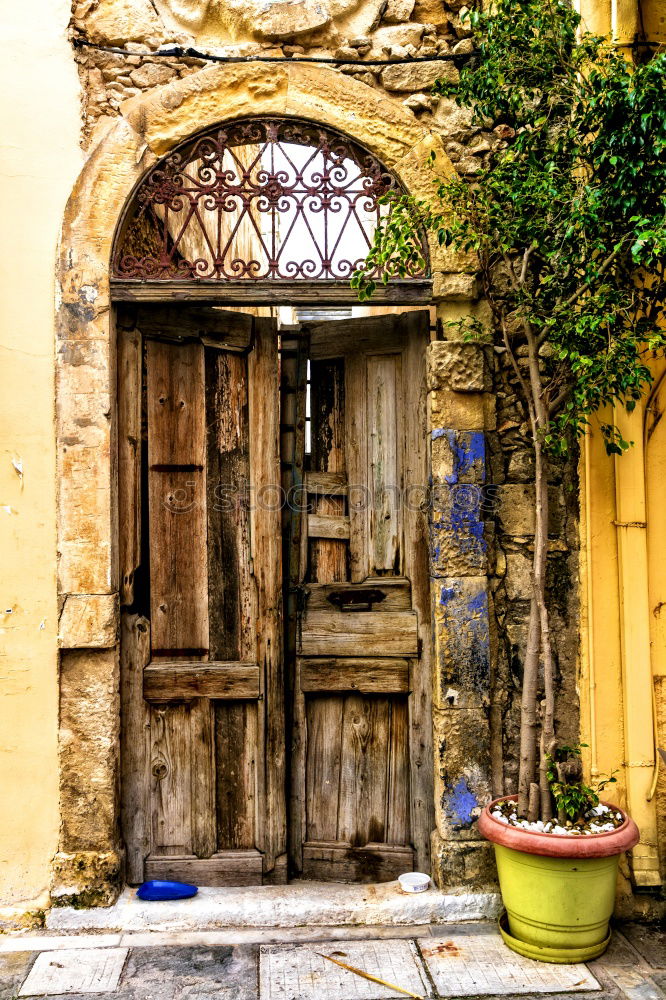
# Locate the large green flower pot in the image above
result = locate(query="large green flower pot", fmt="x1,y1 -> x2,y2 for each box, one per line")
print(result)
478,797 -> 640,963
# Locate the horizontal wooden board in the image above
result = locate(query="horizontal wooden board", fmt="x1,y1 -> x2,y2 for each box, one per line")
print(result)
301,658 -> 409,694
145,850 -> 263,886
305,579 -> 412,612
308,312 -> 429,360
302,842 -> 414,883
308,514 -> 350,540
144,662 -> 260,700
135,304 -> 253,349
111,279 -> 433,306
300,611 -> 419,657
305,471 -> 348,496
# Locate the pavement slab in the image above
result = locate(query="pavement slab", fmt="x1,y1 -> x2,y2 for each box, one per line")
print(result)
259,939 -> 433,1000
419,929 -> 600,997
0,952 -> 35,1000
18,949 -> 128,996
619,926 -> 666,970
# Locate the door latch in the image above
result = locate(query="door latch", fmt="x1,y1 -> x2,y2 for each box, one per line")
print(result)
326,588 -> 386,612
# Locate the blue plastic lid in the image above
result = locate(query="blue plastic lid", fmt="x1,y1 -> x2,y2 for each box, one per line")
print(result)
136,880 -> 198,901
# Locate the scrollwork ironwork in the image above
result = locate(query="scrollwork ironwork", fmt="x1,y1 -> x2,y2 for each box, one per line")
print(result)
113,118 -> 428,283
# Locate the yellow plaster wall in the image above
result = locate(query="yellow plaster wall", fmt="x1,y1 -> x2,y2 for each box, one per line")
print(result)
0,1 -> 82,915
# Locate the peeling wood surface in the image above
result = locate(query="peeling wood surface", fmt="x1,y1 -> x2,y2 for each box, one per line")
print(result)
143,662 -> 260,700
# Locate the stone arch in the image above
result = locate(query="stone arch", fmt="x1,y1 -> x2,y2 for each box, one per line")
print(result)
53,61 -> 465,903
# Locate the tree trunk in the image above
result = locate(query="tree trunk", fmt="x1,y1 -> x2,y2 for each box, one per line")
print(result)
517,596 -> 541,818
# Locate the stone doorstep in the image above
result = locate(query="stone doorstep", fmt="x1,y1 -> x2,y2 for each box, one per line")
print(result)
43,884 -> 502,934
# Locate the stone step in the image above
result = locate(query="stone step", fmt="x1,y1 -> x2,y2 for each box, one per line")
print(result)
45,884 -> 501,933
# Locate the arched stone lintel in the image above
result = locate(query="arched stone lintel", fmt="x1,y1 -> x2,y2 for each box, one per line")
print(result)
56,61 -> 463,608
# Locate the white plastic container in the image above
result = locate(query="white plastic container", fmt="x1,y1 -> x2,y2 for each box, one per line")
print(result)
398,872 -> 431,893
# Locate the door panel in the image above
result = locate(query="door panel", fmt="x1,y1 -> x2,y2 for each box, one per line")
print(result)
290,310 -> 434,880
119,309 -> 285,886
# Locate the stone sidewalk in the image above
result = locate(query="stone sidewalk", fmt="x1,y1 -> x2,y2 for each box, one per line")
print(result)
0,922 -> 663,1000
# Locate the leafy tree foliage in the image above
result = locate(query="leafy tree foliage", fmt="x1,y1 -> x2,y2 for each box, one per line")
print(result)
354,0 -> 666,820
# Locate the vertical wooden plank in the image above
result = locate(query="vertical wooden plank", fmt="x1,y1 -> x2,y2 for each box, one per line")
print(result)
150,703 -> 193,855
248,317 -> 285,872
215,702 -> 257,849
386,698 -> 411,846
205,349 -> 250,660
345,356 -> 369,583
310,359 -> 347,583
367,355 -> 402,576
120,613 -> 151,884
190,697 -> 216,858
147,340 -> 209,654
402,312 -> 435,873
117,325 -> 142,606
305,695 -> 344,843
337,695 -> 390,846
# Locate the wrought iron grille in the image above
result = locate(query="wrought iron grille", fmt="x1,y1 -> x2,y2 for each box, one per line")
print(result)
112,118 -> 429,283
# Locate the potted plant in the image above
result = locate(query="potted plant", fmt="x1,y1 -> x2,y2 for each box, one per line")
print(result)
354,0 -> 664,962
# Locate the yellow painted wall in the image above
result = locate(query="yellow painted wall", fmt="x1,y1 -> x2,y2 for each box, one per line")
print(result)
0,0 -> 81,916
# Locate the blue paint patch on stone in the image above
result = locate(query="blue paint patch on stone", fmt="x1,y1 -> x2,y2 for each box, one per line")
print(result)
429,482 -> 487,576
435,579 -> 490,702
443,778 -> 478,829
431,428 -> 447,440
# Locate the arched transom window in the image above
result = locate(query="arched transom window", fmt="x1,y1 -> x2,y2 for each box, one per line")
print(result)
112,117 -> 429,293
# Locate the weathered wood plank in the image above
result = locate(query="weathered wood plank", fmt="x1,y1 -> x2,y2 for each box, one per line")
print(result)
150,704 -> 192,856
386,698 -> 411,846
367,354 -> 402,575
248,317 -> 285,871
308,312 -> 424,359
301,659 -> 409,694
300,611 -> 419,657
117,326 -> 142,606
305,471 -> 348,496
305,579 -> 412,612
308,514 -> 350,540
215,702 -> 257,850
338,695 -> 390,847
205,349 -> 250,661
305,696 -> 344,843
137,304 -> 253,349
148,470 -> 209,654
147,340 -> 209,653
111,279 -> 433,306
146,339 -> 206,466
310,358 -> 347,584
145,850 -> 263,886
344,354 -> 368,583
190,698 -> 216,858
301,842 -> 414,883
120,613 -> 151,884
143,662 -> 260,700
401,311 -> 434,874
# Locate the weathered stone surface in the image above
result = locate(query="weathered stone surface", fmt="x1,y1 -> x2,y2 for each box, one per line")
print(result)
434,96 -> 476,137
431,429 -> 486,486
47,884 -> 502,931
504,551 -> 532,601
496,484 -> 563,536
371,23 -> 426,50
431,833 -> 498,890
394,132 -> 455,213
432,578 -> 491,709
50,850 -> 122,908
428,341 -> 490,393
430,389 -> 496,431
382,0 -> 416,23
433,706 -> 492,838
58,593 -> 119,648
432,272 -> 480,301
84,0 -> 164,45
381,60 -> 459,92
0,953 -> 35,1000
129,62 -> 177,89
58,648 -> 120,853
412,0 -> 449,26
286,63 -> 425,167
121,62 -> 290,156
117,945 -> 258,1000
430,484 -> 489,577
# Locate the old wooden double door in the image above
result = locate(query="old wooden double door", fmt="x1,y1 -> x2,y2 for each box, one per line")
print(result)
119,306 -> 433,886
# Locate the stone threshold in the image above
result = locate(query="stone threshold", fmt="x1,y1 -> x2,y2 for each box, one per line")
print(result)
44,884 -> 502,934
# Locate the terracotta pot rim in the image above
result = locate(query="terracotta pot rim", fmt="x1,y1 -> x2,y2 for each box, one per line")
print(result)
478,795 -> 640,859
